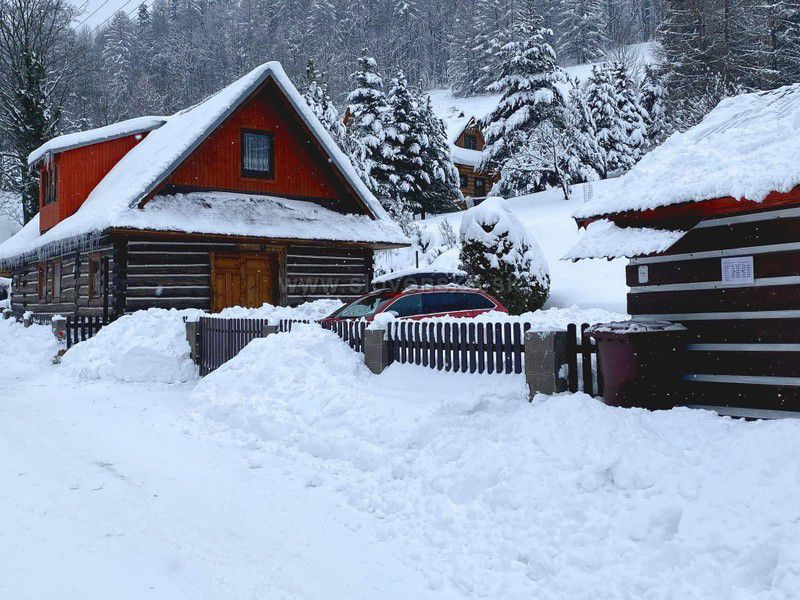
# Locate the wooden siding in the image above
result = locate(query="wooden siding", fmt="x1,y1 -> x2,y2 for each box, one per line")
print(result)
454,123 -> 486,151
627,207 -> 800,411
286,245 -> 372,305
10,240 -> 115,318
162,79 -> 362,213
38,134 -> 147,233
12,235 -> 374,317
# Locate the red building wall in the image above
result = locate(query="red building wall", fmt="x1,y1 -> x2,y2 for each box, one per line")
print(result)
162,80 -> 347,205
39,133 -> 147,233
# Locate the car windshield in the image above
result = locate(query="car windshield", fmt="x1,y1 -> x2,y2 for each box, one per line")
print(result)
333,291 -> 395,318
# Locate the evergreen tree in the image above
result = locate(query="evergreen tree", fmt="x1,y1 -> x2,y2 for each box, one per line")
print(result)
303,60 -> 349,153
452,0 -> 511,96
768,0 -> 800,85
478,12 -> 566,196
384,71 -> 426,219
609,61 -> 649,169
459,197 -> 550,314
101,12 -> 138,123
418,95 -> 462,214
584,64 -> 627,176
345,50 -> 396,210
640,64 -> 669,144
557,0 -> 609,63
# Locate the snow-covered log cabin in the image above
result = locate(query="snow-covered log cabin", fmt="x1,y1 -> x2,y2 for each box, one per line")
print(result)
566,84 -> 800,413
0,62 -> 407,319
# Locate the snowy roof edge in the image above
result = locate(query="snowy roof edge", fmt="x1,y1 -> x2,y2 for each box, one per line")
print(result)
28,116 -> 168,167
563,219 -> 687,261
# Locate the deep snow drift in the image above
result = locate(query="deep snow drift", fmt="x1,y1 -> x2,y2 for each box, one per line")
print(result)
192,324 -> 800,599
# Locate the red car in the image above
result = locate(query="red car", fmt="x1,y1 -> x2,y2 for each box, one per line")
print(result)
323,287 -> 507,322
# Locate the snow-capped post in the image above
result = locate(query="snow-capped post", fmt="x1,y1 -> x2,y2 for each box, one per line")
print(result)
2,308 -> 11,320
524,330 -> 569,397
51,314 -> 66,343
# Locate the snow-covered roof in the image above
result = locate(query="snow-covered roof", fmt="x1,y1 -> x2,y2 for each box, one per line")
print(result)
0,61 -> 406,263
575,84 -> 800,220
563,219 -> 686,260
0,192 -> 406,263
28,116 -> 167,166
427,90 -> 500,146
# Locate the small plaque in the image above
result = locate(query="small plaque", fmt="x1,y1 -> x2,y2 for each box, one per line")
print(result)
638,265 -> 649,284
721,256 -> 754,284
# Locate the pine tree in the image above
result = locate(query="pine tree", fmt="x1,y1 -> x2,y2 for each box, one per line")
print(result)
478,12 -> 566,197
418,94 -> 462,214
303,60 -> 349,153
345,50 -> 396,210
451,0 -> 511,96
609,61 -> 649,169
768,0 -> 800,85
584,64 -> 627,177
564,79 -> 603,184
384,71 -> 426,220
101,12 -> 138,122
640,64 -> 669,145
557,0 -> 609,64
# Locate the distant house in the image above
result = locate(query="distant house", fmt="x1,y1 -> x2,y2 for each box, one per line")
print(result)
427,91 -> 500,202
566,84 -> 800,414
0,62 -> 407,319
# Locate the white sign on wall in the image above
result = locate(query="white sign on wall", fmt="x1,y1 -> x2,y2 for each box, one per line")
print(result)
638,265 -> 649,284
721,256 -> 754,284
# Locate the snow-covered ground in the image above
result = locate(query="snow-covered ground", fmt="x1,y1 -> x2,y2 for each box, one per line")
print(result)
380,181 -> 629,313
4,317 -> 800,598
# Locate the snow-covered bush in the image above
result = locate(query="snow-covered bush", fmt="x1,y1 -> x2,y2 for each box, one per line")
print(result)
459,198 -> 550,314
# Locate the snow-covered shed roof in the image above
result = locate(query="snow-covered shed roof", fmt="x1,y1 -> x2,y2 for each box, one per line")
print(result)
427,90 -> 499,167
563,219 -> 686,261
0,61 -> 407,264
28,116 -> 167,167
575,84 -> 800,221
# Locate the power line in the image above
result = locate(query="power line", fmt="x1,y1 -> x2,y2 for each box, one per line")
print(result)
88,0 -> 142,35
73,0 -> 116,31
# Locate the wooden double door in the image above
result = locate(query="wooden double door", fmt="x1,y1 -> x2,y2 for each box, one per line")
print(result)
211,250 -> 279,312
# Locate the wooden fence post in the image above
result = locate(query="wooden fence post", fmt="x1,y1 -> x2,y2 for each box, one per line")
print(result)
524,330 -> 569,398
363,327 -> 390,374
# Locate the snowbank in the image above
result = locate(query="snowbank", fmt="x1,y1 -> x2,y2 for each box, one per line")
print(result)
214,298 -> 344,321
192,324 -> 800,598
61,308 -> 201,384
0,319 -> 58,377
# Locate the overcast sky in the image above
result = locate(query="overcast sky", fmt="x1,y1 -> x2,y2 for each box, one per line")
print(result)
71,0 -> 146,32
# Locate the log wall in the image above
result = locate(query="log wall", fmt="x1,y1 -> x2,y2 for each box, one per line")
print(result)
626,205 -> 800,411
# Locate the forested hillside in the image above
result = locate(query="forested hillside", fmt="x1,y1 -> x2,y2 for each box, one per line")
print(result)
0,0 -> 798,222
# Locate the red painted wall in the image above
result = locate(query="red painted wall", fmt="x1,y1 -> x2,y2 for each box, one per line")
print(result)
162,80 -> 356,209
39,133 -> 147,233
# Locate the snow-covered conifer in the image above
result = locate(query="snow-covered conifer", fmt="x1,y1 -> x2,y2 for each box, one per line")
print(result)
478,11 -> 566,196
584,63 -> 628,176
459,197 -> 550,314
609,61 -> 649,169
346,50 -> 395,206
418,95 -> 462,215
556,0 -> 609,64
303,60 -> 349,153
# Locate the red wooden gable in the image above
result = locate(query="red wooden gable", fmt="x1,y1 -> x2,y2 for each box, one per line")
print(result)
159,78 -> 360,211
39,133 -> 148,233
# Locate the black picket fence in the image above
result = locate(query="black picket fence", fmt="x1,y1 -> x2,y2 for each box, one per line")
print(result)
66,315 -> 111,349
384,320 -> 602,395
197,316 -> 271,376
196,316 -> 603,396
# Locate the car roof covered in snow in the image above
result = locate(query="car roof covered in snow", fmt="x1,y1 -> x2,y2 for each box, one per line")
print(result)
0,61 -> 408,263
28,116 -> 168,167
574,83 -> 800,221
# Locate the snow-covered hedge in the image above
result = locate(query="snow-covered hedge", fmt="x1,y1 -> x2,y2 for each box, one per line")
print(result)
61,308 -> 202,384
459,197 -> 550,314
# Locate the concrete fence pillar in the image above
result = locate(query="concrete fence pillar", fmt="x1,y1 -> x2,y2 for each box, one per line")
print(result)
525,330 -> 569,398
363,328 -> 390,374
51,315 -> 67,342
185,320 -> 201,365
261,324 -> 279,337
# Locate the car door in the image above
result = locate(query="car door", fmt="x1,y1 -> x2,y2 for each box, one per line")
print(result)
382,293 -> 424,319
